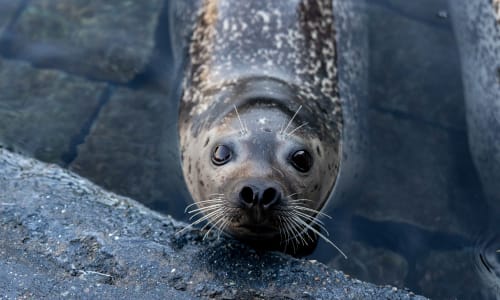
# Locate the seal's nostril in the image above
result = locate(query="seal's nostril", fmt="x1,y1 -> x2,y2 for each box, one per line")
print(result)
240,186 -> 255,205
261,187 -> 279,207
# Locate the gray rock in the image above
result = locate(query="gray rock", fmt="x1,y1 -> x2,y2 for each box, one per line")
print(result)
0,148 -> 426,299
348,0 -> 487,237
70,87 -> 190,216
450,0 -> 500,216
415,250 -> 495,299
368,0 -> 465,131
0,57 -> 105,164
328,241 -> 408,288
0,0 -> 22,34
6,0 -> 163,82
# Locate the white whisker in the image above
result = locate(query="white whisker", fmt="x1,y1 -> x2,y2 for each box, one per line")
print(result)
281,105 -> 302,135
234,105 -> 247,135
292,215 -> 347,259
285,122 -> 309,137
291,205 -> 332,219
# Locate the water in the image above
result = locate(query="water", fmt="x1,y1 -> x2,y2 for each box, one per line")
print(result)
0,0 -> 499,299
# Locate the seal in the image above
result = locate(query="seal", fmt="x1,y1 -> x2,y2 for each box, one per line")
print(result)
174,0 -> 366,256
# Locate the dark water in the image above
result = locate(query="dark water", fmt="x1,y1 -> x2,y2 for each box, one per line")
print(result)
0,0 -> 499,299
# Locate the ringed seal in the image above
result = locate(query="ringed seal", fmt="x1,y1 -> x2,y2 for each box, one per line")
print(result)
174,0 -> 366,256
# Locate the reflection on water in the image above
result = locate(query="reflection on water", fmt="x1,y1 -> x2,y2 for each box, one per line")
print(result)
0,0 -> 498,299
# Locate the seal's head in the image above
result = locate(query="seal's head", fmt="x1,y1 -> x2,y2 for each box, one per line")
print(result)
180,80 -> 342,254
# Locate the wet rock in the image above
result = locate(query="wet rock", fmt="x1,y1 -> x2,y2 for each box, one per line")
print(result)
356,111 -> 486,236
70,87 -> 189,216
5,0 -> 163,82
415,249 -> 493,299
0,0 -> 22,34
450,0 -> 500,216
0,57 -> 105,164
328,241 -> 408,288
368,0 -> 464,130
0,148 -> 427,299
351,0 -> 488,237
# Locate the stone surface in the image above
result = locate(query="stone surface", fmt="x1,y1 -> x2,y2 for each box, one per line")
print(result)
6,0 -> 163,82
328,241 -> 408,288
0,57 -> 105,164
0,0 -> 22,34
349,0 -> 488,237
70,87 -> 190,216
450,0 -> 500,216
415,250 -> 495,299
0,148 -> 427,299
369,0 -> 465,131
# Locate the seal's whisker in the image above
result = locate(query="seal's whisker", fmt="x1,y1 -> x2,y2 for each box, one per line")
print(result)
188,209 -> 225,226
278,216 -> 291,247
285,122 -> 309,137
288,198 -> 314,203
207,193 -> 225,197
187,203 -> 225,219
293,211 -> 329,236
184,198 -> 224,212
217,217 -> 231,240
281,105 -> 302,135
271,167 -> 285,178
291,205 -> 332,219
187,207 -> 223,220
203,213 -> 227,240
286,193 -> 299,199
288,215 -> 316,244
187,199 -> 224,206
279,122 -> 286,136
285,213 -> 310,246
200,210 -> 226,232
292,215 -> 347,259
279,215 -> 299,252
278,216 -> 293,252
282,216 -> 299,251
233,105 -> 247,135
187,203 -> 224,214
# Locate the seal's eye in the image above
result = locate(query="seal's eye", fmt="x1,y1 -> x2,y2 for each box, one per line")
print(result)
289,150 -> 313,172
212,145 -> 232,166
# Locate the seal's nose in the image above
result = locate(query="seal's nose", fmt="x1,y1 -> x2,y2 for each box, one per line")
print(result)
239,184 -> 281,209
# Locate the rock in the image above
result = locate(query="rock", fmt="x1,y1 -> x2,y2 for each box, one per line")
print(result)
0,0 -> 23,34
368,0 -> 464,131
70,87 -> 190,216
415,250 -> 493,299
0,148 -> 426,299
0,57 -> 105,164
349,0 -> 488,237
5,0 -> 163,82
450,0 -> 500,216
328,241 -> 408,288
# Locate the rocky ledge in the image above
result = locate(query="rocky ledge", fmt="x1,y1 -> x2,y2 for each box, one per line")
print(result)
0,148 -> 426,299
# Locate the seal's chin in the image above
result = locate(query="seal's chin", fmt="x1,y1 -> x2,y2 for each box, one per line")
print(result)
226,223 -> 280,241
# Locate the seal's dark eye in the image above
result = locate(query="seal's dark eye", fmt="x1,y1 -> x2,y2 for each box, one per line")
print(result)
289,150 -> 313,172
212,145 -> 232,166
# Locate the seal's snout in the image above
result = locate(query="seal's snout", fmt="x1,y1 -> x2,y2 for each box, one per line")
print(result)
239,182 -> 281,210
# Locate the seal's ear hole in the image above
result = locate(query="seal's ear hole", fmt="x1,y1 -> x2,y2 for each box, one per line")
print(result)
211,144 -> 232,166
289,150 -> 313,173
